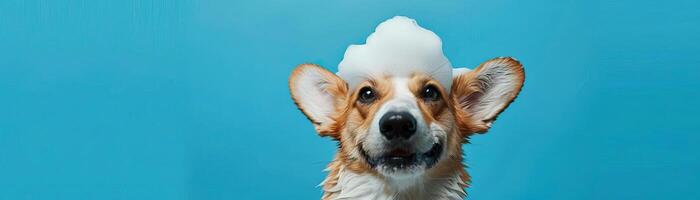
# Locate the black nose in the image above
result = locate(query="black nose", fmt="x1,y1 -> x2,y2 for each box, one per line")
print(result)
379,111 -> 417,140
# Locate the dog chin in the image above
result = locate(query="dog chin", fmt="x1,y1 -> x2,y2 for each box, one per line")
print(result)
360,142 -> 443,177
378,163 -> 427,178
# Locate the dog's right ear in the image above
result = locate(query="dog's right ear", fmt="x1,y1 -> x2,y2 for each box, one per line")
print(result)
289,64 -> 348,138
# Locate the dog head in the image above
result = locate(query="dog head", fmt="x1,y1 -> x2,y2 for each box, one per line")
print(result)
289,17 -> 524,181
289,57 -> 523,178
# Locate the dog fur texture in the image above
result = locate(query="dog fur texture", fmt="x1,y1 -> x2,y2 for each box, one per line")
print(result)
289,57 -> 524,200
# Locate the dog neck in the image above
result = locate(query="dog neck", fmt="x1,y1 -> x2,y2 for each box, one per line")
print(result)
320,158 -> 468,200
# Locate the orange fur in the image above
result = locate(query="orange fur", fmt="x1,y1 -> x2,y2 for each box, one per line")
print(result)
289,57 -> 525,199
289,64 -> 348,138
451,57 -> 524,135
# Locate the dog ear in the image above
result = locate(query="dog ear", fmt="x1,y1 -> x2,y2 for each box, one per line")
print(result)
289,64 -> 348,137
451,57 -> 524,135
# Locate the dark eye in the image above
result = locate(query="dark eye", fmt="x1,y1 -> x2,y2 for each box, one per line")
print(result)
358,87 -> 377,104
421,85 -> 441,101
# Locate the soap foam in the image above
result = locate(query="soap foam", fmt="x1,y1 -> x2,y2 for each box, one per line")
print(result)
337,16 -> 454,92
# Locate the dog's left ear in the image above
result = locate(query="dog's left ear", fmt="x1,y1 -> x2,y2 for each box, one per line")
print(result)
451,57 -> 525,135
289,64 -> 348,138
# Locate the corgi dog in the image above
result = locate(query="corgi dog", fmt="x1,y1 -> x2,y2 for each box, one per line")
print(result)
288,17 -> 524,200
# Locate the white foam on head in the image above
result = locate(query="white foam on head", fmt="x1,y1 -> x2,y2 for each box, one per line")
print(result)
337,16 -> 453,92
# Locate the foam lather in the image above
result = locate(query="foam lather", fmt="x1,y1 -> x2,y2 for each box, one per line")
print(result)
337,16 -> 455,92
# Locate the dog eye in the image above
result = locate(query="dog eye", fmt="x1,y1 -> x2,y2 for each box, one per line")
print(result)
421,85 -> 441,101
358,87 -> 377,104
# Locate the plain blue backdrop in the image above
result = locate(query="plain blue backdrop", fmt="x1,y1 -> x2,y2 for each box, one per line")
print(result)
1,0 -> 699,199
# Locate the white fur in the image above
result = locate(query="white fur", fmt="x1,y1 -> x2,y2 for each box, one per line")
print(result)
337,16 -> 453,92
322,166 -> 466,200
462,58 -> 521,123
293,16 -> 524,200
362,78 -> 441,176
291,66 -> 337,125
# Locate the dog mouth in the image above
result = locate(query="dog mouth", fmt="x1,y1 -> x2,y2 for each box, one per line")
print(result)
359,142 -> 443,170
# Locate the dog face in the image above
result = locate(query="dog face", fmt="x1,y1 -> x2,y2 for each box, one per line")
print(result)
289,57 -> 524,179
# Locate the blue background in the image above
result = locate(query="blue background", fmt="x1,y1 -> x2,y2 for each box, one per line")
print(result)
1,0 -> 698,199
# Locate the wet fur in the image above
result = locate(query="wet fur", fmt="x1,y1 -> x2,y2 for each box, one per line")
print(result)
289,57 -> 524,200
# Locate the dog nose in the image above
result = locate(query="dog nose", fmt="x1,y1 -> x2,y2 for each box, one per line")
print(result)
379,111 -> 417,140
